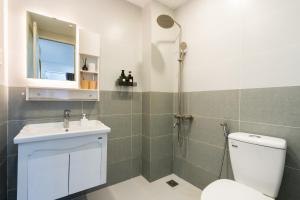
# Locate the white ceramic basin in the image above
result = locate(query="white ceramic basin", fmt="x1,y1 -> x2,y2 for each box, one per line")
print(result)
14,120 -> 111,144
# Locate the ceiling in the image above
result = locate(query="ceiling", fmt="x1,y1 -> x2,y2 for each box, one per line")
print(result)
125,0 -> 189,9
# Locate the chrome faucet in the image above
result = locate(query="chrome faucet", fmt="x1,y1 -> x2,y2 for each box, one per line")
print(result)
63,109 -> 71,130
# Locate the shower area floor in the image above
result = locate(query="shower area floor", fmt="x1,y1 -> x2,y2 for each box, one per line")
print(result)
87,174 -> 201,200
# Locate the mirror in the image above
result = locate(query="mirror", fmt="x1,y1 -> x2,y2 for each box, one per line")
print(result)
27,12 -> 76,81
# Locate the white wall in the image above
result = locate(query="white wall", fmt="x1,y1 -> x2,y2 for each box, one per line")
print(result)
176,0 -> 300,91
239,0 -> 300,89
150,1 -> 178,92
10,0 -> 298,92
142,0 -> 178,92
0,0 -> 3,84
0,0 -> 7,86
8,0 -> 143,91
141,3 -> 152,92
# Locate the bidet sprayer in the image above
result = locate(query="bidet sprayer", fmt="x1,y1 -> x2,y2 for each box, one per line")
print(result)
220,123 -> 230,138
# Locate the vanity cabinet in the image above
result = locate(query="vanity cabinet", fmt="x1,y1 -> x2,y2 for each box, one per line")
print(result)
28,153 -> 69,199
16,133 -> 107,200
69,147 -> 102,194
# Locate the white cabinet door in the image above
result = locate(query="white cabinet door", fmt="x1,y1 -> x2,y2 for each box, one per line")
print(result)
69,146 -> 102,194
79,29 -> 100,56
28,153 -> 69,200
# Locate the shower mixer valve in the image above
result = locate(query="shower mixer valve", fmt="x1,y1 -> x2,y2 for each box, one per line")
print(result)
173,114 -> 193,128
174,114 -> 193,121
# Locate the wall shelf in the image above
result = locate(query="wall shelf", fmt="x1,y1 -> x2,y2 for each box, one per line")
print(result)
80,70 -> 98,74
115,80 -> 137,87
79,29 -> 101,91
26,87 -> 99,101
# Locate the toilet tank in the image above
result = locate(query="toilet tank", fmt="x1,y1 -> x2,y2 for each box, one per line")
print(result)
228,132 -> 287,198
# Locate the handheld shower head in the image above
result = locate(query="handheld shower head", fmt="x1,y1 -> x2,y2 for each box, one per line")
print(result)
180,42 -> 187,51
179,42 -> 188,62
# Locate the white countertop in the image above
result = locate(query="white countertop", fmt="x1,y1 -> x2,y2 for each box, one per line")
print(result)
14,120 -> 111,144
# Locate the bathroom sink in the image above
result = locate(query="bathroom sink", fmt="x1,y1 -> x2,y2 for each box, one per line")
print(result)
15,120 -> 110,200
14,120 -> 111,144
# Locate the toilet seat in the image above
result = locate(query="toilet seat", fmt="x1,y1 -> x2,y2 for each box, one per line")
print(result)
201,179 -> 273,200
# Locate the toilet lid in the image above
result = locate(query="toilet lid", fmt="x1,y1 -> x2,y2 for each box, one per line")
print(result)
201,179 -> 273,200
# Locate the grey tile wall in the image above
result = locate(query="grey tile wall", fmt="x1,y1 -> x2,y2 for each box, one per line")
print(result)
0,84 -> 7,200
173,90 -> 239,190
5,86 -> 300,200
173,87 -> 300,200
6,88 -> 143,200
99,91 -> 142,186
240,86 -> 300,200
142,92 -> 173,182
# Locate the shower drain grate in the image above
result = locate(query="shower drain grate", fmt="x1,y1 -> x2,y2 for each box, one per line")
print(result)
166,180 -> 179,187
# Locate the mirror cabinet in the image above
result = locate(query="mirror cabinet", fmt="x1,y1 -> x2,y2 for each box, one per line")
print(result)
26,11 -> 100,101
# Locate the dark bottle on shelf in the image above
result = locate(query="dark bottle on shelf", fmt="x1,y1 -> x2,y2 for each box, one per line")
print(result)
119,70 -> 127,85
127,71 -> 133,86
82,58 -> 88,71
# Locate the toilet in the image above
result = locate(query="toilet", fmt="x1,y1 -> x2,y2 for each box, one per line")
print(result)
202,132 -> 287,200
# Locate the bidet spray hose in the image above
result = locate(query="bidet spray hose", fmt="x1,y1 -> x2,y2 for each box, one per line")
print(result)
218,123 -> 230,179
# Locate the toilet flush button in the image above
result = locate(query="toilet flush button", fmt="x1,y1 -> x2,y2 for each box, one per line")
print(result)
249,135 -> 261,138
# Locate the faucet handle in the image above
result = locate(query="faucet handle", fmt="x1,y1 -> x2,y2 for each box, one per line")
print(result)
64,109 -> 71,117
173,121 -> 179,128
220,122 -> 227,127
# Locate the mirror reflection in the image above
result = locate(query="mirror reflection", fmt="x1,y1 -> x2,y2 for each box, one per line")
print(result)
27,12 -> 76,81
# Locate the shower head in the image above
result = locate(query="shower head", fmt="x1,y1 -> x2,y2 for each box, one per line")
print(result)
157,14 -> 187,61
157,15 -> 176,29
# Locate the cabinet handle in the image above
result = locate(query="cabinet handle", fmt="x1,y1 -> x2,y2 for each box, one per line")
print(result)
98,137 -> 102,140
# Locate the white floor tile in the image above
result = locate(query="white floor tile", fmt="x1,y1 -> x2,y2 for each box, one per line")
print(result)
87,174 -> 201,200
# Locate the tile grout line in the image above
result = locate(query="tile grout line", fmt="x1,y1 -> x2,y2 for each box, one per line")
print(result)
172,93 -> 176,170
188,115 -> 240,122
149,92 -> 152,176
108,136 -> 133,141
108,158 -> 135,166
187,138 -> 226,150
186,92 -> 190,160
174,155 -> 219,178
148,134 -> 173,140
130,88 -> 133,177
286,165 -> 300,172
239,120 -> 300,129
238,89 -> 241,131
6,117 -> 9,199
